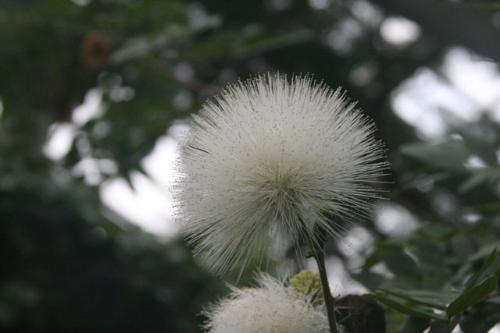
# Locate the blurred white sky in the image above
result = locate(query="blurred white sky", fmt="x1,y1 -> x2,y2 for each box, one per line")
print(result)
99,124 -> 189,237
393,47 -> 500,139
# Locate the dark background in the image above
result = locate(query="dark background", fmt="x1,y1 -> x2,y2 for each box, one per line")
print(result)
1,0 -> 500,332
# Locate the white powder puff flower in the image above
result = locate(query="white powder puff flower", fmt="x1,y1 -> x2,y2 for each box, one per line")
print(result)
175,73 -> 387,273
204,274 -> 330,333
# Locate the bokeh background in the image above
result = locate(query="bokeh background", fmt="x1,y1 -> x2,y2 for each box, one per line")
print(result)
2,0 -> 500,332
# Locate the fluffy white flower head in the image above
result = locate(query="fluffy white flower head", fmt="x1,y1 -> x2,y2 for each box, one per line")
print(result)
204,274 -> 330,333
175,73 -> 386,273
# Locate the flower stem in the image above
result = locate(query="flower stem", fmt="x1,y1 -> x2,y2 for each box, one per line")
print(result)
313,249 -> 337,333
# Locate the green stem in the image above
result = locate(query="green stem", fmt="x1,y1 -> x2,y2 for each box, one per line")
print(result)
313,249 -> 338,333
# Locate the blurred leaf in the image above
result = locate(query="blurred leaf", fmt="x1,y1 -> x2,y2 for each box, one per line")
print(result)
460,168 -> 500,193
376,248 -> 500,322
377,288 -> 458,310
428,319 -> 459,333
464,247 -> 500,289
232,27 -> 312,59
400,140 -> 469,171
367,241 -> 420,283
374,290 -> 447,320
401,316 -> 430,333
352,271 -> 386,290
460,301 -> 500,333
447,276 -> 497,316
454,117 -> 499,166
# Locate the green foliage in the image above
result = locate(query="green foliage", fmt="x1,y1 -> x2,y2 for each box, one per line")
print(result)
375,248 -> 499,321
401,140 -> 470,171
0,183 -> 224,332
1,0 -> 500,332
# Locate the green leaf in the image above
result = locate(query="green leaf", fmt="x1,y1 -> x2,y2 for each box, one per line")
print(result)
400,140 -> 469,171
370,241 -> 420,282
447,276 -> 497,316
460,302 -> 500,333
377,288 -> 459,310
464,247 -> 500,289
377,248 -> 500,321
375,291 -> 447,320
460,168 -> 500,193
455,119 -> 499,166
